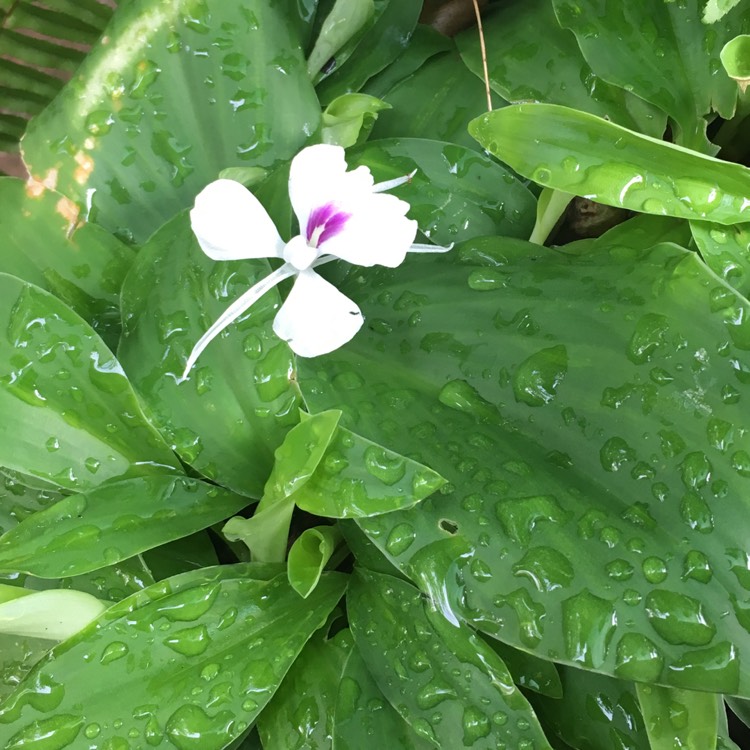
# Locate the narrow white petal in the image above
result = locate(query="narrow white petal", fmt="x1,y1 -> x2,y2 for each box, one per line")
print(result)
319,192 -> 418,268
181,264 -> 296,380
288,144 -> 374,232
190,179 -> 285,261
273,269 -> 363,357
372,169 -> 417,193
408,242 -> 454,253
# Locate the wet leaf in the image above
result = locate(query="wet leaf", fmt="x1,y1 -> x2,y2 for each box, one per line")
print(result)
142,532 -> 219,581
456,0 -> 666,138
691,221 -> 750,301
0,178 -> 133,346
333,644 -> 433,749
470,103 -> 750,225
552,0 -> 747,152
636,683 -> 718,750
0,473 -> 62,536
0,565 -> 346,750
348,568 -> 552,748
0,273 -> 180,492
0,633 -> 54,704
721,34 -> 750,92
530,666 -> 649,750
258,627 -> 352,748
22,0 -> 321,244
118,209 -> 300,498
0,476 -> 250,579
349,137 -> 536,245
321,93 -> 390,148
298,224 -> 750,697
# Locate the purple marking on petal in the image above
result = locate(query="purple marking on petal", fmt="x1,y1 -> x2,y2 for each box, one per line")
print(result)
306,202 -> 351,247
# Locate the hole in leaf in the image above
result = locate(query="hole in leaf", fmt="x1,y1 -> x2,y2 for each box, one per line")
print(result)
439,519 -> 459,535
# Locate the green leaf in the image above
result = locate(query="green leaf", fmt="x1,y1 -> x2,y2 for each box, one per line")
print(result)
362,24 -> 452,100
118,209 -> 300,498
348,569 -> 552,748
291,421 -> 446,518
142,532 -> 219,581
307,0 -> 375,78
0,177 -> 133,345
298,229 -> 750,696
636,683 -> 718,750
57,555 -> 156,603
691,221 -> 750,300
22,0 -> 321,244
552,0 -> 747,152
333,645 -> 433,749
0,273 -> 180,492
287,526 -> 343,598
0,473 -> 61,536
0,633 -> 54,703
530,667 -> 649,750
0,476 -> 250,579
705,0 -> 744,24
349,137 -> 536,245
721,34 -> 750,91
258,627 -> 352,748
321,93 -> 391,148
370,50 -> 503,151
0,565 -> 346,749
316,0 -> 423,105
469,103 -> 750,225
456,0 -> 666,138
0,588 -> 106,640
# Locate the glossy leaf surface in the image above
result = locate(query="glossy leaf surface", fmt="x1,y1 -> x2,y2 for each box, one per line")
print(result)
482,635 -> 563,698
300,229 -> 750,696
691,221 -> 750,301
0,274 -> 179,492
0,565 -> 346,749
0,476 -> 250,578
0,177 -> 132,344
333,645 -> 433,749
636,683 -> 718,750
0,473 -> 61,536
552,0 -> 747,152
470,104 -> 750,225
22,0 -> 321,243
349,138 -> 536,245
287,526 -> 342,598
258,627 -> 352,749
348,569 -> 551,748
118,210 -> 299,498
456,0 -> 665,138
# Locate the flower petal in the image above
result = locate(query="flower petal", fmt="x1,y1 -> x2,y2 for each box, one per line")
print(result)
318,192 -> 418,267
288,144 -> 374,233
273,269 -> 363,357
190,179 -> 285,261
181,263 -> 296,380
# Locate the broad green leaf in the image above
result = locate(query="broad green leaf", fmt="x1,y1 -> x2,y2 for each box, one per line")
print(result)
333,645 -> 433,749
530,667 -> 649,750
57,556 -> 156,603
348,569 -> 552,748
721,34 -> 750,91
349,138 -> 536,245
456,0 -> 665,138
370,50 -> 503,151
299,231 -> 750,696
691,221 -> 750,300
482,635 -> 563,699
362,24 -> 452,100
258,627 -> 352,748
469,104 -> 750,225
0,473 -> 61,536
0,476 -> 250,578
142,532 -> 219,580
321,93 -> 390,148
288,526 -> 343,598
636,683 -> 718,750
0,565 -> 346,749
552,0 -> 747,152
0,274 -> 180,492
22,0 -> 321,244
0,588 -> 106,640
0,177 -> 133,345
118,210 -> 300,498
706,0 -> 745,24
339,518 -> 408,581
0,633 -> 54,704
307,0 -> 375,78
316,0 -> 422,105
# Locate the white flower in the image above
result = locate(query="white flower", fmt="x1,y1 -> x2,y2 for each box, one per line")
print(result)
181,143 -> 450,379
